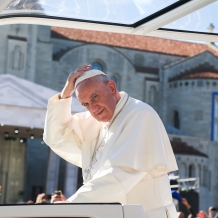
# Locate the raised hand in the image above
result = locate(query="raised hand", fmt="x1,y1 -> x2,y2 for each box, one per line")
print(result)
50,191 -> 67,204
60,64 -> 91,99
35,193 -> 47,204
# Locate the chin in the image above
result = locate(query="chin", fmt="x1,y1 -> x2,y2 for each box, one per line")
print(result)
96,117 -> 110,122
94,114 -> 112,122
93,110 -> 112,122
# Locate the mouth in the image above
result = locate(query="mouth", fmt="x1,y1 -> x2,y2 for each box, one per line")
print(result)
96,108 -> 104,116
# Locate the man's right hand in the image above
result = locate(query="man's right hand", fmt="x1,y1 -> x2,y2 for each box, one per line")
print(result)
60,64 -> 91,99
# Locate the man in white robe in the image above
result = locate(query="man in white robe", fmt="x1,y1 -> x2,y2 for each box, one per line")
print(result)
43,65 -> 178,218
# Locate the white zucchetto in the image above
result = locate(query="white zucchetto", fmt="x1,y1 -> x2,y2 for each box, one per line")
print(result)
75,70 -> 108,88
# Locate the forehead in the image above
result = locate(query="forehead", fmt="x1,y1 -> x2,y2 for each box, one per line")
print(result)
76,80 -> 106,101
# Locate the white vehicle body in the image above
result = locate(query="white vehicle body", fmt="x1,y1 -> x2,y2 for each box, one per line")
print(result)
0,204 -> 146,218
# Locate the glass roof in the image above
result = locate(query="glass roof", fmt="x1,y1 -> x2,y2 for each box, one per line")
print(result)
1,0 -> 184,26
163,1 -> 218,34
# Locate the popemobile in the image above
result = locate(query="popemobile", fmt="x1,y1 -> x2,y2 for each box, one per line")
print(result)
0,0 -> 218,218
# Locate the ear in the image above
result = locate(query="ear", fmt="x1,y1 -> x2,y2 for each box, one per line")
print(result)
107,80 -> 117,95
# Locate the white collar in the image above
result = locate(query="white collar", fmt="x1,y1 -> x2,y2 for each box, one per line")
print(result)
101,91 -> 128,127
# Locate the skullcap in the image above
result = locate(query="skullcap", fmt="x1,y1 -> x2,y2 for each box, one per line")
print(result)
75,69 -> 108,88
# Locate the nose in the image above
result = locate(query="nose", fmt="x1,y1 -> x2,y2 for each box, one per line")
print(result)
89,102 -> 99,114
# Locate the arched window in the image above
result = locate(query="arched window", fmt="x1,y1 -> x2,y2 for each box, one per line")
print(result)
148,86 -> 157,108
111,75 -> 117,84
198,165 -> 202,185
110,74 -> 120,90
90,62 -> 103,71
203,166 -> 207,186
189,164 -> 195,178
208,170 -> 211,190
179,163 -> 187,178
11,46 -> 23,70
174,110 -> 180,129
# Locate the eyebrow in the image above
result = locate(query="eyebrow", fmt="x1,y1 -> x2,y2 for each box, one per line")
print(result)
90,93 -> 98,99
81,93 -> 98,106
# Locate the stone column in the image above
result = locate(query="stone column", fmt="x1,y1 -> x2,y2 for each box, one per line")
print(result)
64,163 -> 78,198
26,25 -> 37,82
45,150 -> 60,194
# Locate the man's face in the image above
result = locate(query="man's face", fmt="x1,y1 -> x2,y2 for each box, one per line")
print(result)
76,80 -> 117,122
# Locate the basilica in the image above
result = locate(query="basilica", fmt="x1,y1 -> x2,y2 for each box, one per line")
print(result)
0,24 -> 217,212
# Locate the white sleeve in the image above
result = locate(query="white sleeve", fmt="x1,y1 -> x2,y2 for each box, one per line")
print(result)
43,94 -> 83,167
67,166 -> 146,203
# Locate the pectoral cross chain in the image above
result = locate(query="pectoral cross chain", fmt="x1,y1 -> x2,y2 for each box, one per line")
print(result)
84,163 -> 92,180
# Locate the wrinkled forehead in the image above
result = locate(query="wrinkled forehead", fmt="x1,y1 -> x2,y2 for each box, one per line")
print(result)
75,78 -> 106,99
76,74 -> 109,92
75,79 -> 92,94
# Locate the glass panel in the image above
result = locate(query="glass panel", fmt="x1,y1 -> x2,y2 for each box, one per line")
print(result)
1,0 -> 178,25
0,20 -> 216,207
163,1 -> 218,34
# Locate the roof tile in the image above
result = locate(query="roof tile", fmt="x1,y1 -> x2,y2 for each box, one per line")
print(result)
51,27 -> 218,57
171,140 -> 208,158
183,72 -> 218,79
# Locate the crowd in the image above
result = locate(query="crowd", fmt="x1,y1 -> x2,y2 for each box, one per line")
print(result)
169,173 -> 218,218
25,190 -> 65,204
23,189 -> 218,218
178,204 -> 218,218
2,183 -> 217,218
173,193 -> 218,218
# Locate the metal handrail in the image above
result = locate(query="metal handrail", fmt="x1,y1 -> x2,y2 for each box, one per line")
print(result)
170,176 -> 200,192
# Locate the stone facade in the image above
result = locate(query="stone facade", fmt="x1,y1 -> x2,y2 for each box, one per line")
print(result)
0,24 -> 218,211
0,136 -> 25,204
161,52 -> 218,139
169,135 -> 218,211
0,74 -> 84,203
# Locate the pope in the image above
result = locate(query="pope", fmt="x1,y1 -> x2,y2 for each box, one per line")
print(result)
43,64 -> 178,218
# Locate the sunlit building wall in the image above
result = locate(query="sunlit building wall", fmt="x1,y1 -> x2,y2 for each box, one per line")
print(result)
0,24 -> 217,211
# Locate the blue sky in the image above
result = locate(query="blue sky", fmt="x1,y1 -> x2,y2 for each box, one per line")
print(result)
164,1 -> 218,34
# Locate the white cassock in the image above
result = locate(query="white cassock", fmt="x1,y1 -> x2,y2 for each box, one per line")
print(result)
44,91 -> 178,218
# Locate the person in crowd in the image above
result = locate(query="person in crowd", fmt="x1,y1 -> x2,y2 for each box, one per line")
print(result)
178,211 -> 185,218
181,198 -> 197,217
172,190 -> 183,202
44,64 -> 178,217
50,191 -> 66,203
34,192 -> 64,204
35,193 -> 47,204
198,210 -> 209,218
208,207 -> 217,218
26,200 -> 34,204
